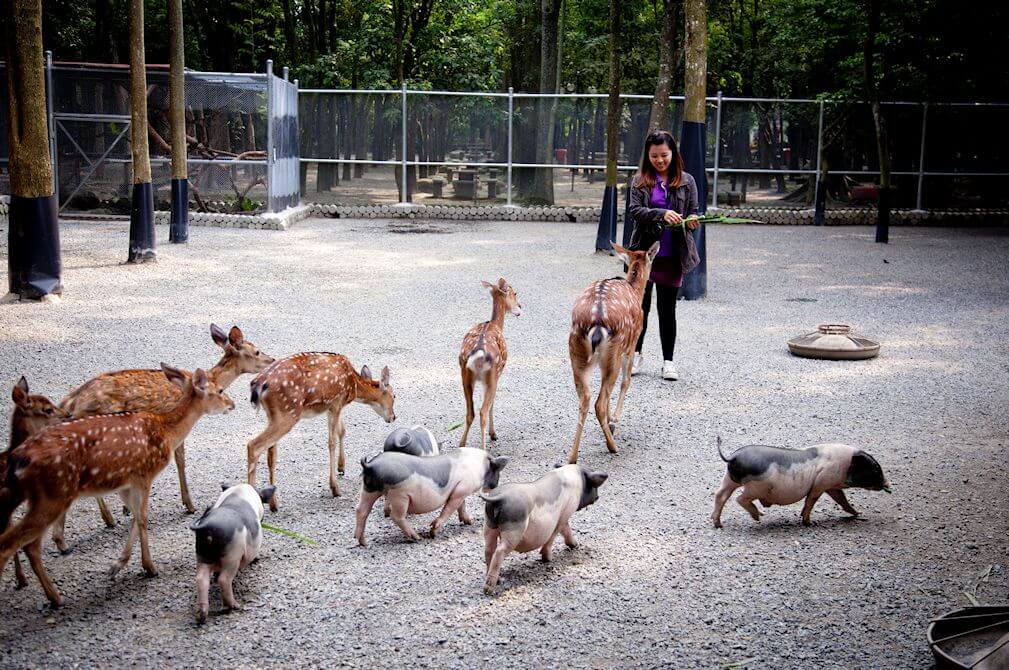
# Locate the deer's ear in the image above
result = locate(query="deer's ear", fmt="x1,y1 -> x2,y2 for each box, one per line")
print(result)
360,365 -> 372,381
161,363 -> 189,389
210,324 -> 228,348
228,326 -> 245,347
380,366 -> 390,391
12,377 -> 28,406
192,368 -> 209,393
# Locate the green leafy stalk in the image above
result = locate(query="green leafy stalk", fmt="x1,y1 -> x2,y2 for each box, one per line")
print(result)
262,523 -> 320,546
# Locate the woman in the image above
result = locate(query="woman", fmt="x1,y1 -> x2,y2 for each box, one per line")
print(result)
627,130 -> 700,381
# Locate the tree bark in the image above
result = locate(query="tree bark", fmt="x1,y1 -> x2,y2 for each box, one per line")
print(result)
648,0 -> 681,132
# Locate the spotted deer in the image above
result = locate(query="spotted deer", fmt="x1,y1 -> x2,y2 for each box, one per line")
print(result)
567,242 -> 660,463
2,377 -> 69,589
50,324 -> 273,552
0,364 -> 235,607
458,278 -> 522,449
247,354 -> 396,510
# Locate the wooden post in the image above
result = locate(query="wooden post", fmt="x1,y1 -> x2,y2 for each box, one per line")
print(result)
3,0 -> 63,300
127,0 -> 155,262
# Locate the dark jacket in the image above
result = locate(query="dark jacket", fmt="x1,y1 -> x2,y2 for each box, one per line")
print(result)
627,171 -> 699,251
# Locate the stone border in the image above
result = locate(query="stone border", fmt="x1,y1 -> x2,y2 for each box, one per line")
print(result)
1,197 -> 1006,228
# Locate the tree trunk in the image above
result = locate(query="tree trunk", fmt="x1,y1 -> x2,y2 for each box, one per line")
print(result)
168,0 -> 188,242
4,0 -> 63,298
648,0 -> 681,132
531,0 -> 564,205
865,0 -> 890,242
127,0 -> 155,262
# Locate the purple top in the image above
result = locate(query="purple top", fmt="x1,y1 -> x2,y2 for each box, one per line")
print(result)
648,177 -> 683,287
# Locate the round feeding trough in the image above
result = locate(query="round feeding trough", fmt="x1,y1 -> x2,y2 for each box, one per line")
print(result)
927,606 -> 1009,669
787,324 -> 880,360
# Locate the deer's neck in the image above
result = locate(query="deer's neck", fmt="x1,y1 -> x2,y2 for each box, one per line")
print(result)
489,295 -> 508,330
207,354 -> 240,390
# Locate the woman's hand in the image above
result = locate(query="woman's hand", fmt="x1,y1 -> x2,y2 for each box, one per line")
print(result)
685,215 -> 700,230
663,210 -> 683,225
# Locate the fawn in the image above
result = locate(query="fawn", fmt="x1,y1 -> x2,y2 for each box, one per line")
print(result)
50,324 -> 273,552
247,354 -> 396,510
0,364 -> 234,607
567,242 -> 660,463
458,278 -> 522,449
2,377 -> 69,589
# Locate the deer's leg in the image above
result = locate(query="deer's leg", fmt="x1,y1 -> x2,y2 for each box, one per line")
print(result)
459,368 -> 476,449
247,410 -> 298,512
174,442 -> 196,514
595,356 -> 622,454
567,347 -> 592,464
611,347 -> 636,425
326,409 -> 345,497
23,537 -> 61,607
354,490 -> 382,547
478,372 -> 498,450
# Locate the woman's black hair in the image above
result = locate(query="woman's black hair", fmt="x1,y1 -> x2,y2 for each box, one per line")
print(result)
635,129 -> 684,190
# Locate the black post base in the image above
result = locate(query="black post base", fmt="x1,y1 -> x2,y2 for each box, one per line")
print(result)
595,184 -> 618,252
128,182 -> 156,263
875,186 -> 890,244
169,178 -> 189,243
8,194 -> 63,299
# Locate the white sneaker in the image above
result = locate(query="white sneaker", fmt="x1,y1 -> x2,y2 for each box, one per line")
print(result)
661,361 -> 679,381
631,352 -> 644,376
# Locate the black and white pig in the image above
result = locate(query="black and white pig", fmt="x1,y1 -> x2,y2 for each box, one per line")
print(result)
481,464 -> 608,595
190,483 -> 276,623
355,447 -> 508,546
711,438 -> 891,528
383,425 -> 440,456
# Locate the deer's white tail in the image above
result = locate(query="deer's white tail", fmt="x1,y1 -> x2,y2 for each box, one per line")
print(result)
466,349 -> 493,376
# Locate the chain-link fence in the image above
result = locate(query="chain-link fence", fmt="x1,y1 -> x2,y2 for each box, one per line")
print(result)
298,88 -> 1009,212
1,60 -> 277,215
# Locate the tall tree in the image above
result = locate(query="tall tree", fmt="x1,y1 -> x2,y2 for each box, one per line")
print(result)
679,0 -> 707,298
3,0 -> 62,301
594,0 -> 621,252
530,0 -> 564,204
647,0 -> 682,131
127,0 -> 155,262
865,0 -> 890,243
168,0 -> 188,243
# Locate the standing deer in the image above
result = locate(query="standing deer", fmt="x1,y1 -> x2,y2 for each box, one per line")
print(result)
247,354 -> 396,510
458,278 -> 522,450
567,242 -> 660,463
0,364 -> 234,607
50,324 -> 273,552
2,378 -> 68,589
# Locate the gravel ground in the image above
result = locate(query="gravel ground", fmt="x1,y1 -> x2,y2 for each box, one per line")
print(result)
0,218 -> 1007,669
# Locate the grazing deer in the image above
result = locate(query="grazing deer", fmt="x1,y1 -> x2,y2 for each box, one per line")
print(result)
2,378 -> 69,589
458,278 -> 522,450
0,364 -> 234,607
567,242 -> 660,463
50,324 -> 272,552
247,354 -> 396,511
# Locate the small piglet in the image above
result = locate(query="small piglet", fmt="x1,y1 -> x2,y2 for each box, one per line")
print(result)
191,483 -> 276,623
711,438 -> 891,528
355,448 -> 508,546
383,425 -> 440,456
481,464 -> 608,595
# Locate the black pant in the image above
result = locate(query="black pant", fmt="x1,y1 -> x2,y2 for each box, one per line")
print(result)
636,281 -> 679,361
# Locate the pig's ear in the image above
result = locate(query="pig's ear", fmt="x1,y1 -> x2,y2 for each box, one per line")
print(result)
258,486 -> 277,504
587,471 -> 609,487
490,456 -> 509,471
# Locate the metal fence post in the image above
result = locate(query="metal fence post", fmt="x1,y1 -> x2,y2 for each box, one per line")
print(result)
45,51 -> 57,196
507,86 -> 514,207
916,102 -> 928,210
711,90 -> 723,210
266,59 -> 274,210
400,81 -> 408,204
813,100 -> 825,225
